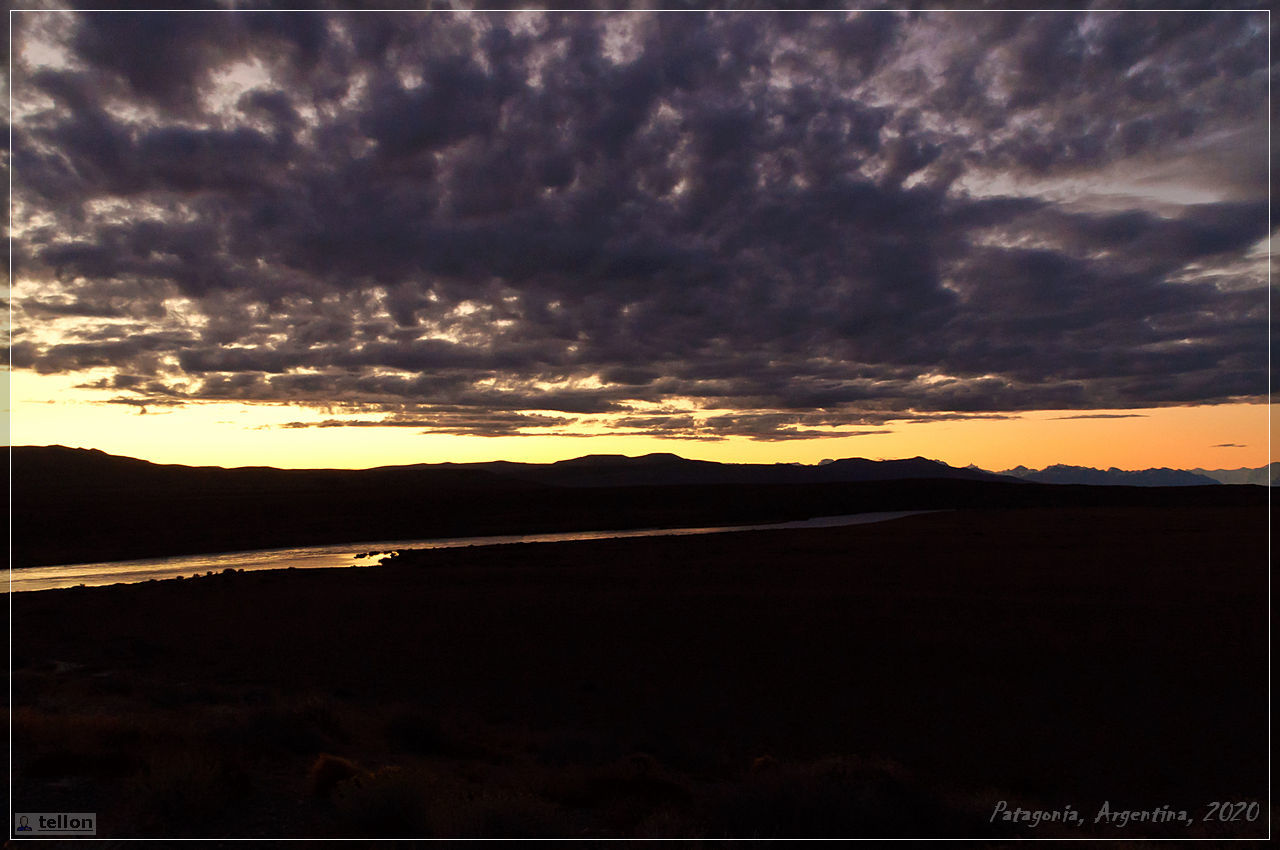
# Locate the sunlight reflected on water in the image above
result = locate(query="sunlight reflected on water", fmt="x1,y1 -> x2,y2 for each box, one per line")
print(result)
6,511 -> 940,593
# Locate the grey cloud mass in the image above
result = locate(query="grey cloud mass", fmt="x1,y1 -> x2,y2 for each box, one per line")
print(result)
11,8 -> 1270,440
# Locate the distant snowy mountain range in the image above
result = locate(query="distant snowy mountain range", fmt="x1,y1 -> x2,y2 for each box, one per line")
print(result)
990,463 -> 1279,487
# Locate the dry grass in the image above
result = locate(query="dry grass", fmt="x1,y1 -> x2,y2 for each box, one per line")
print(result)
10,507 -> 1268,838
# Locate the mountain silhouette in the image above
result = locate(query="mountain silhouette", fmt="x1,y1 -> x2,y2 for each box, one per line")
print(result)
409,451 -> 1016,488
998,464 -> 1225,487
7,446 -> 1265,568
1189,463 -> 1280,486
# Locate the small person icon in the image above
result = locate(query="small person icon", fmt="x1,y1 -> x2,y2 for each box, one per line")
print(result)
16,815 -> 32,831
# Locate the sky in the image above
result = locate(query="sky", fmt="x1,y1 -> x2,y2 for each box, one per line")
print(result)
6,7 -> 1274,471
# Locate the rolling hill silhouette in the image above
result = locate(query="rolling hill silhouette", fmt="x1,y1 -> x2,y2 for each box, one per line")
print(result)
7,446 -> 1266,568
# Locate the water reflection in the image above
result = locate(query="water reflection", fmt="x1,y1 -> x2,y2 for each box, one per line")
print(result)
6,511 -> 939,593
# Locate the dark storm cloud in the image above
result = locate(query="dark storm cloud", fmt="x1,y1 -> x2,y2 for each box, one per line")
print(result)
33,332 -> 197,375
11,9 -> 1269,439
278,409 -> 575,437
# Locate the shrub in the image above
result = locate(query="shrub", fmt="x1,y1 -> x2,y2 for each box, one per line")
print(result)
306,753 -> 362,801
426,786 -> 573,838
121,750 -> 250,836
329,765 -> 434,837
708,755 -> 988,838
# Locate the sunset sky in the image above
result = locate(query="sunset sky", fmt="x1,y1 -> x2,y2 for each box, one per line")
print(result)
7,8 -> 1273,471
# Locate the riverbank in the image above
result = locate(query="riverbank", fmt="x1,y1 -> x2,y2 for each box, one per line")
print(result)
11,506 -> 1268,838
7,511 -> 937,593
12,444 -> 1265,568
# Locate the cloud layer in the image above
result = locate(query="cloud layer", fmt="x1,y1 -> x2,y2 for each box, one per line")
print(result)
11,8 -> 1270,439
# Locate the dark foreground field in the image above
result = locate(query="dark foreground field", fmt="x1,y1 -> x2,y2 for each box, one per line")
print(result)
10,506 -> 1269,838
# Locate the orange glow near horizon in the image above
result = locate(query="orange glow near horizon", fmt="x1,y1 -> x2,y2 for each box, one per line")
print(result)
9,373 -> 1272,471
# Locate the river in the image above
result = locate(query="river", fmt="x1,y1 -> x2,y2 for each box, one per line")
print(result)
6,510 -> 939,593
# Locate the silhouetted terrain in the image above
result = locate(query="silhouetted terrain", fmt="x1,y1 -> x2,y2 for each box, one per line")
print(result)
444,451 -> 1018,487
11,507 -> 1267,838
1190,463 -> 1280,486
999,464 -> 1219,486
7,446 -> 1269,568
997,462 -> 1280,487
